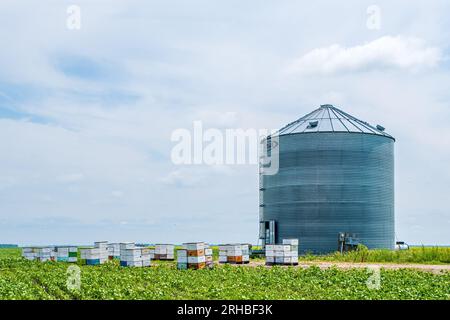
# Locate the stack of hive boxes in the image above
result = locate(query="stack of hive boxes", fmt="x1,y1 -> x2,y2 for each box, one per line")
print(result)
176,248 -> 188,269
265,239 -> 299,266
177,242 -> 213,270
107,243 -> 120,260
44,247 -> 55,262
80,241 -> 109,265
56,246 -> 78,262
120,242 -> 140,267
218,244 -> 250,264
148,248 -> 155,260
119,243 -> 151,267
22,247 -> 37,260
282,239 -> 298,259
141,247 -> 152,267
22,247 -> 57,262
153,244 -> 175,261
204,244 -> 214,268
94,241 -> 109,254
38,247 -> 55,262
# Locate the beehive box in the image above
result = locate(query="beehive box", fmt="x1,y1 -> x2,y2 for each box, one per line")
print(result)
179,242 -> 212,270
94,241 -> 108,250
120,248 -> 143,267
219,244 -> 250,264
148,248 -> 155,260
154,244 -> 175,261
176,249 -> 188,269
22,247 -> 37,261
141,247 -> 152,267
107,243 -> 120,260
119,244 -> 151,267
55,246 -> 78,262
204,244 -> 214,269
265,240 -> 299,266
80,246 -> 108,265
36,247 -> 55,262
22,247 -> 57,262
282,239 -> 299,254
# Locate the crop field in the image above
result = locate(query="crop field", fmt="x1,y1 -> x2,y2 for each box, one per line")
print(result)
0,248 -> 449,300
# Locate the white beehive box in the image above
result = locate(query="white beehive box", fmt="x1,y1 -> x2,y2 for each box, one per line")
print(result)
188,256 -> 206,264
120,242 -> 135,250
142,259 -> 151,267
265,250 -> 274,257
120,248 -> 141,259
227,248 -> 242,256
183,242 -> 205,251
94,241 -> 108,250
282,239 -> 299,246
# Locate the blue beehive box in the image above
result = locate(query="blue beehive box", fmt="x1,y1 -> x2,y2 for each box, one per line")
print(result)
86,259 -> 100,265
177,263 -> 188,270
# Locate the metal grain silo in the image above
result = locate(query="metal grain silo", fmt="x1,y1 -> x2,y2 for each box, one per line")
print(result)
259,105 -> 395,254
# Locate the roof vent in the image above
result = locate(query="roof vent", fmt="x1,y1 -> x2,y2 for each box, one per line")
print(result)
308,120 -> 319,128
376,125 -> 385,132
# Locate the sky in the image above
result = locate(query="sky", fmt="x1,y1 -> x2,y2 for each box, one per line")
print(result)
0,0 -> 449,245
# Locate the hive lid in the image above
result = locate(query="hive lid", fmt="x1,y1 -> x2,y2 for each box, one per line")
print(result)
275,104 -> 394,140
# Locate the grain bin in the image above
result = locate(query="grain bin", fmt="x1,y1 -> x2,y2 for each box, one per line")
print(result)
259,105 -> 395,254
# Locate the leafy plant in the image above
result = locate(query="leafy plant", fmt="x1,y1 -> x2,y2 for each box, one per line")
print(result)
0,249 -> 449,300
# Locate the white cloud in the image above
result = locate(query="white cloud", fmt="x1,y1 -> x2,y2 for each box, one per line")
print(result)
1,2 -> 450,245
288,36 -> 442,75
56,173 -> 84,183
193,110 -> 239,128
160,169 -> 207,188
111,190 -> 124,198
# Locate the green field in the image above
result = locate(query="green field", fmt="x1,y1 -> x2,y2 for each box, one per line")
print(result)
0,248 -> 449,300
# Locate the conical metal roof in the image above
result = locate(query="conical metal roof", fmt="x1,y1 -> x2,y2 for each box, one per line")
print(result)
276,104 -> 394,140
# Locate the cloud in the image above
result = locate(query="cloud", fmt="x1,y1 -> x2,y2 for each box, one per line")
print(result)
160,169 -> 207,188
288,36 -> 443,75
193,110 -> 239,128
1,2 -> 450,245
56,173 -> 84,183
111,190 -> 124,198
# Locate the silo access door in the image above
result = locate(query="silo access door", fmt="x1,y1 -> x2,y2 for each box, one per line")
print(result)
259,220 -> 276,248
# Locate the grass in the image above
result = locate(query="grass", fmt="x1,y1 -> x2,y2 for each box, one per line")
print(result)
246,246 -> 450,265
0,248 -> 21,259
0,248 -> 449,300
298,246 -> 450,264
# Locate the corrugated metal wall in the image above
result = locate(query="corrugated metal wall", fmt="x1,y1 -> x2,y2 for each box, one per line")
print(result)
261,132 -> 395,254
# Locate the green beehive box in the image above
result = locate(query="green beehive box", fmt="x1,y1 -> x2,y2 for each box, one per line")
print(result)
69,252 -> 78,258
